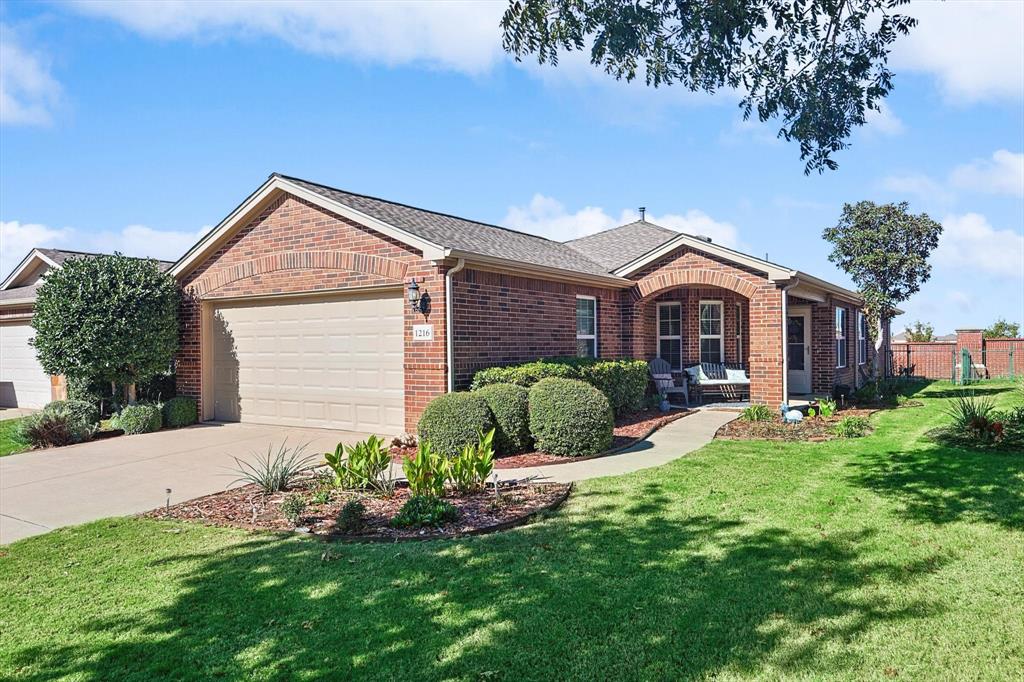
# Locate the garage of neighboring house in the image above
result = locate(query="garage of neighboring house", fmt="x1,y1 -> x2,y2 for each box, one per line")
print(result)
208,291 -> 405,434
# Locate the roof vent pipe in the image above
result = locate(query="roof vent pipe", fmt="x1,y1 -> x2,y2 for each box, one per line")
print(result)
639,207 -> 646,221
696,235 -> 713,243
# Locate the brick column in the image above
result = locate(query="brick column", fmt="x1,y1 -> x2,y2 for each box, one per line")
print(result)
748,286 -> 784,406
956,329 -> 984,361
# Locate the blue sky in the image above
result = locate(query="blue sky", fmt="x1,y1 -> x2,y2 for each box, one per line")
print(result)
1,0 -> 1022,335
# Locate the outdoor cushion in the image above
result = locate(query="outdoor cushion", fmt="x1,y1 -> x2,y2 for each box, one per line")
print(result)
685,365 -> 710,383
725,368 -> 750,384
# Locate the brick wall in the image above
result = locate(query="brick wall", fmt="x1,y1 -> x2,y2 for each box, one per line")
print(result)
891,342 -> 956,379
176,192 -> 447,432
893,335 -> 1023,379
450,268 -> 625,387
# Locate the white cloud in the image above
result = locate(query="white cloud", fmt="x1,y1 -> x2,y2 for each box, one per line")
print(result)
0,25 -> 61,126
502,194 -> 740,247
0,220 -> 210,278
879,173 -> 954,205
863,101 -> 905,136
949,150 -> 1024,197
933,212 -> 1024,280
70,0 -> 506,74
893,1 -> 1024,102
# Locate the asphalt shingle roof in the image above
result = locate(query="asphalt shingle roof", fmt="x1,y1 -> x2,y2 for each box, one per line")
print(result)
563,220 -> 680,271
0,250 -> 175,304
279,174 -> 616,277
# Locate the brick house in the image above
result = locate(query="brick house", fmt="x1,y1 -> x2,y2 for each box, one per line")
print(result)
168,174 -> 888,435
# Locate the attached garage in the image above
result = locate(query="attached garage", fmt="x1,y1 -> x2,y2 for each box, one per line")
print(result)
0,321 -> 51,409
208,291 -> 405,434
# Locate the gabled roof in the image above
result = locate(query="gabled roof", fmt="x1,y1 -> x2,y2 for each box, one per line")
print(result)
565,220 -> 679,271
0,249 -> 174,303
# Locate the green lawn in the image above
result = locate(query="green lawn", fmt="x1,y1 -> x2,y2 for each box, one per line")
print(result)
1,382 -> 1021,681
0,418 -> 30,456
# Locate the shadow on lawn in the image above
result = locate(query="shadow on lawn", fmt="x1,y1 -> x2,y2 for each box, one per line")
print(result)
8,486 -> 947,681
849,440 -> 1024,531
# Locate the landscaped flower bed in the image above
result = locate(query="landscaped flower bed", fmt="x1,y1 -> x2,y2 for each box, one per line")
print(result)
144,475 -> 571,540
716,407 -> 877,442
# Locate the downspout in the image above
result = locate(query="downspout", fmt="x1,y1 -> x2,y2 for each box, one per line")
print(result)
445,258 -> 466,393
780,278 -> 801,404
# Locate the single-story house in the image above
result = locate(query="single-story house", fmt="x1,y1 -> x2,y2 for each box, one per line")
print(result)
0,249 -> 173,408
166,174 -> 891,435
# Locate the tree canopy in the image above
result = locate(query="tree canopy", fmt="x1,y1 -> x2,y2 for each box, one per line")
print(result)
823,200 -> 941,347
983,318 -> 1021,339
30,254 -> 180,395
501,0 -> 917,173
903,320 -> 934,343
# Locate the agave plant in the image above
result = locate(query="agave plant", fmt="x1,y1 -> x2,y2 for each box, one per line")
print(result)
945,393 -> 997,441
231,440 -> 316,494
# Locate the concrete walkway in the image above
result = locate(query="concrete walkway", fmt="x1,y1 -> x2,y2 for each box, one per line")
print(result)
0,422 -> 368,544
495,408 -> 737,483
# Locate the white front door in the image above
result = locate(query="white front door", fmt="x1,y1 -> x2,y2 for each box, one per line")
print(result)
786,309 -> 812,395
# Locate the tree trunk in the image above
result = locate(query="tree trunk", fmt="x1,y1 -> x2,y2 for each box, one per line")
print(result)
127,383 -> 137,405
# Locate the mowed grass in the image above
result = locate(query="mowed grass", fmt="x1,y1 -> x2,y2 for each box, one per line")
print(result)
1,382 -> 1021,681
0,418 -> 29,456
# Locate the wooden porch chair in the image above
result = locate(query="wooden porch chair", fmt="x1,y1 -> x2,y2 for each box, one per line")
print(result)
649,358 -> 689,407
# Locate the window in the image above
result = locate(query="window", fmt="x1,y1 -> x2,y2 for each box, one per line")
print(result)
657,302 -> 682,370
699,301 -> 723,364
576,296 -> 597,358
735,302 -> 743,362
857,311 -> 868,365
835,307 -> 848,368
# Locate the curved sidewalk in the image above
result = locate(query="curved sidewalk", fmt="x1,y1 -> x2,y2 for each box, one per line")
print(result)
496,408 -> 737,483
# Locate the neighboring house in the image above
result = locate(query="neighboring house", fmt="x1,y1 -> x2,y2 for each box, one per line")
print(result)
170,174 -> 889,435
892,332 -> 956,343
0,249 -> 173,408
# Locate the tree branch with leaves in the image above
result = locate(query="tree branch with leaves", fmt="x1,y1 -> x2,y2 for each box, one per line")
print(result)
501,0 -> 917,174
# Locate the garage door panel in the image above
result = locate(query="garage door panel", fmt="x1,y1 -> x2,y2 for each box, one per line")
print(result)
212,292 -> 404,434
0,322 -> 51,409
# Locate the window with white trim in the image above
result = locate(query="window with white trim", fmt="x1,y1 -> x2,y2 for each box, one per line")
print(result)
857,311 -> 867,365
657,302 -> 682,370
699,301 -> 724,364
735,302 -> 743,362
576,296 -> 597,358
836,307 -> 848,368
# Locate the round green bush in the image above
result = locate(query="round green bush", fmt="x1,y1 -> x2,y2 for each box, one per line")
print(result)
43,399 -> 100,429
117,403 -> 163,435
528,377 -> 614,456
417,392 -> 495,458
475,383 -> 532,455
162,396 -> 198,428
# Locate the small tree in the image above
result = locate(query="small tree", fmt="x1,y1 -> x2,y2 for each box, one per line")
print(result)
904,320 -> 935,342
823,201 -> 942,377
983,318 -> 1020,339
31,254 -> 180,404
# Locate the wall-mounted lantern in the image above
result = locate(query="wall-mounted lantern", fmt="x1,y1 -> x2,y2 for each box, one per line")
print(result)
407,278 -> 428,314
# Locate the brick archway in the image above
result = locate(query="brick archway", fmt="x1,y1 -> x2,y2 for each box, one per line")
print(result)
633,268 -> 758,300
188,250 -> 409,296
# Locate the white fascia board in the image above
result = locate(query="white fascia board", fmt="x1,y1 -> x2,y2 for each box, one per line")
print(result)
613,233 -> 796,281
170,176 -> 446,280
0,250 -> 60,290
792,271 -> 863,305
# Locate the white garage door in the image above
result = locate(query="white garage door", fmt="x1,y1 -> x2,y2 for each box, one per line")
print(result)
0,321 -> 52,409
211,291 -> 405,434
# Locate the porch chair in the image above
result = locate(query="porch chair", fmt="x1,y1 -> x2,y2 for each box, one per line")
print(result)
648,358 -> 689,407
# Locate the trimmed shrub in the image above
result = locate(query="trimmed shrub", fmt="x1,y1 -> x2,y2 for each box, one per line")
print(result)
161,397 -> 198,428
528,377 -> 614,456
475,383 -> 532,454
417,392 -> 494,458
18,411 -> 93,448
471,357 -> 648,415
43,399 -> 100,429
117,403 -> 163,435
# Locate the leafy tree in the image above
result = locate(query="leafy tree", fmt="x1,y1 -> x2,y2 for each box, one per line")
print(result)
983,318 -> 1020,339
903,320 -> 934,342
31,254 -> 179,403
501,0 -> 917,173
823,201 -> 942,373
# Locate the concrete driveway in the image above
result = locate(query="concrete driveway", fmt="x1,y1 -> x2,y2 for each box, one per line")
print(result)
0,422 -> 373,544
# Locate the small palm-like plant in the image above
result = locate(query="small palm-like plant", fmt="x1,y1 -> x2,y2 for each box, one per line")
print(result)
403,440 -> 446,497
945,393 -> 997,441
231,440 -> 316,494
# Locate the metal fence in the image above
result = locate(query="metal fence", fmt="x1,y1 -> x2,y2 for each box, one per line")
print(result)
888,342 -> 1022,383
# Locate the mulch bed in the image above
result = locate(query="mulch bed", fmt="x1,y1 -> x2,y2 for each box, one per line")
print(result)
144,475 -> 571,541
715,408 -> 877,442
491,408 -> 693,468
